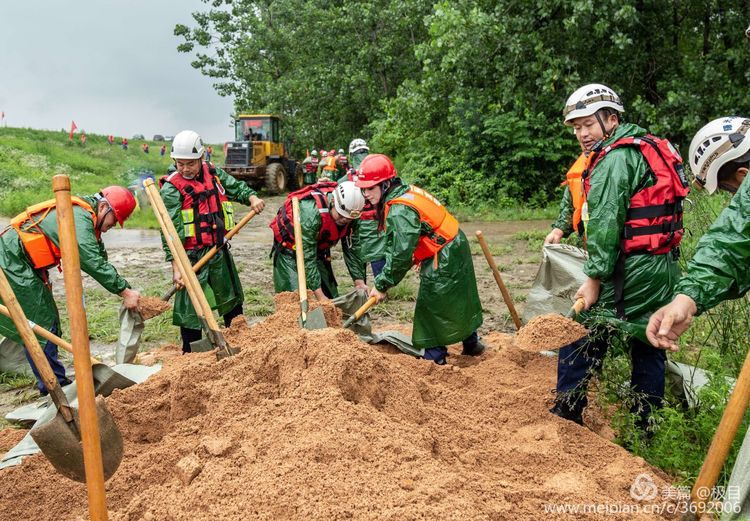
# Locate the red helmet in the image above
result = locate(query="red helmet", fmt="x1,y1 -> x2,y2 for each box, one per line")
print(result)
101,186 -> 136,227
355,154 -> 396,188
329,149 -> 336,156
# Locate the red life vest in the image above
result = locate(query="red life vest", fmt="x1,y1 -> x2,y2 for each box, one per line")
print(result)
160,163 -> 235,251
338,155 -> 349,170
304,158 -> 318,174
584,134 -> 689,255
384,185 -> 459,265
269,182 -> 352,253
584,134 -> 690,319
10,197 -> 98,270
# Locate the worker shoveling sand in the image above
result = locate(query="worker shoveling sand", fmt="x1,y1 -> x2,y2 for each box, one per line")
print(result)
0,293 -> 675,520
136,296 -> 172,320
514,314 -> 589,352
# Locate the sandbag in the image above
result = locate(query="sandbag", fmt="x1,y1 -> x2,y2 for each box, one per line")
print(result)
0,337 -> 33,376
117,304 -> 144,364
333,290 -> 424,358
523,243 -> 588,321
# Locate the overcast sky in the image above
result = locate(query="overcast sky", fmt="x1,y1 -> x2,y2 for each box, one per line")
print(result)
0,1 -> 234,143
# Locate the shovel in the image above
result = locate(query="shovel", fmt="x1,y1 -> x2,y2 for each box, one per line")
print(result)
292,197 -> 327,329
476,230 -> 522,330
144,178 -> 237,358
0,303 -> 135,396
158,209 -> 258,304
342,296 -> 378,328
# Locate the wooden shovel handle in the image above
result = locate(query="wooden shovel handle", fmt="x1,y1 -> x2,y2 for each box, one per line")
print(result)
689,347 -> 750,515
53,174 -> 109,519
161,210 -> 257,301
292,197 -> 309,320
0,303 -> 99,365
343,296 -> 378,328
143,179 -> 219,331
0,268 -> 62,400
476,230 -> 522,330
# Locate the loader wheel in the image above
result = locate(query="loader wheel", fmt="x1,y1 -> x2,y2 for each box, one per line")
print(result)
265,163 -> 286,194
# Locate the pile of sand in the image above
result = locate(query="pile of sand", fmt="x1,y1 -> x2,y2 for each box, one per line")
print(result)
514,314 -> 589,352
0,294 -> 674,520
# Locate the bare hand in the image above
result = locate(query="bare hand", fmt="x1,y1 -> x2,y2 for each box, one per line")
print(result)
574,277 -> 601,310
646,294 -> 697,351
354,279 -> 368,293
171,260 -> 184,289
544,228 -> 564,245
313,288 -> 330,303
249,195 -> 266,214
369,287 -> 387,303
121,288 -> 141,311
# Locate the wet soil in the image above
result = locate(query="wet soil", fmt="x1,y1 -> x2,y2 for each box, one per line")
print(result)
515,314 -> 589,352
0,294 -> 677,520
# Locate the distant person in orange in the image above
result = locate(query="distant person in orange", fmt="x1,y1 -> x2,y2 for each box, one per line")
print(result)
122,138 -> 128,150
142,143 -> 149,154
160,145 -> 166,157
205,145 -> 213,162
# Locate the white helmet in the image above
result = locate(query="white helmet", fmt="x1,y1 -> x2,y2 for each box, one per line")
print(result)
171,130 -> 205,159
321,150 -> 328,157
689,116 -> 750,194
349,138 -> 369,155
562,84 -> 624,126
333,181 -> 365,219
311,149 -> 318,157
338,148 -> 345,155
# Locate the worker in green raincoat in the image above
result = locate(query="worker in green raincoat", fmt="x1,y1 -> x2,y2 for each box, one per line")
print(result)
160,130 -> 266,353
355,154 -> 485,365
0,186 -> 140,394
550,84 -> 684,430
270,181 -> 367,300
338,139 -> 387,279
647,116 -> 750,350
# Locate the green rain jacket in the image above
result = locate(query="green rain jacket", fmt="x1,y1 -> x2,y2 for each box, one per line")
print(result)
373,183 -> 483,348
272,194 -> 365,298
581,123 -> 681,340
0,195 -> 130,344
160,165 -> 256,329
676,177 -> 750,313
338,166 -> 387,272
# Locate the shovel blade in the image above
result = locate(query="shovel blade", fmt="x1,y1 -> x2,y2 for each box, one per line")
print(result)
299,307 -> 327,330
189,337 -> 214,353
92,363 -> 137,397
30,396 -> 124,482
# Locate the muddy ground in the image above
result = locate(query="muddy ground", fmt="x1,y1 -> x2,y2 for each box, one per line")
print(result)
0,195 -> 548,424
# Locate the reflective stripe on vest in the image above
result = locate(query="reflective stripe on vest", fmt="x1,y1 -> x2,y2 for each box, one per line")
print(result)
160,163 -> 233,250
384,185 -> 459,264
11,197 -> 98,270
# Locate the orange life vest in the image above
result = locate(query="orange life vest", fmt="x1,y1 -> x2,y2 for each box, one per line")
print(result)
322,155 -> 337,171
560,152 -> 592,235
10,197 -> 98,270
384,185 -> 459,264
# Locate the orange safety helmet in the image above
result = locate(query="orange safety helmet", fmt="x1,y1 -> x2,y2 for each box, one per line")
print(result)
100,186 -> 137,226
355,154 -> 396,188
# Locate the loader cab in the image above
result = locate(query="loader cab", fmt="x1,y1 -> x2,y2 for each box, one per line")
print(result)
235,115 -> 280,143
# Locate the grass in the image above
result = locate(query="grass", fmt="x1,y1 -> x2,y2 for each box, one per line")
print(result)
0,372 -> 35,390
452,203 -> 557,222
0,127 -> 226,228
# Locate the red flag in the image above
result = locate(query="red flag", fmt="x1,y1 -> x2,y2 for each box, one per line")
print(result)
69,120 -> 77,140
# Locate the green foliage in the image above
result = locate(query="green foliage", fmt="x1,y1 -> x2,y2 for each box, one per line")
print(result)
0,371 -> 35,390
178,0 -> 750,209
